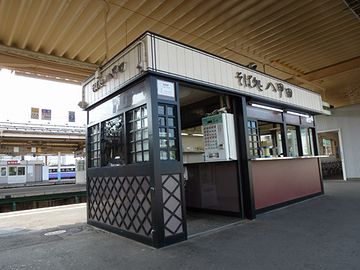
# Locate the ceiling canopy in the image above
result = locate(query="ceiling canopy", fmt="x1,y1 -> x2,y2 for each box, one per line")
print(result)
0,0 -> 359,107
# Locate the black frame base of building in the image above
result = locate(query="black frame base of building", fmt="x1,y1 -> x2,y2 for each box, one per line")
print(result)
255,192 -> 324,215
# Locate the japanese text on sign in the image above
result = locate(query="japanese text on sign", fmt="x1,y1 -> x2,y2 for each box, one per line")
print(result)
92,62 -> 127,92
235,72 -> 293,98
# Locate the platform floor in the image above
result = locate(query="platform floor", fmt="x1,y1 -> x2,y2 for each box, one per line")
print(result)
0,203 -> 86,234
0,203 -> 242,237
0,181 -> 359,270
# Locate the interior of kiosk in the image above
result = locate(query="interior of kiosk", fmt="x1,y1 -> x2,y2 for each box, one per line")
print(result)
178,84 -> 242,235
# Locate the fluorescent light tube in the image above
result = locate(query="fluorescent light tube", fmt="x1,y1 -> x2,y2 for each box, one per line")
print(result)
251,103 -> 283,112
287,111 -> 310,118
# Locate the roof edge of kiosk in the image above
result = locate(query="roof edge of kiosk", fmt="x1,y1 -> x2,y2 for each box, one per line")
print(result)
82,32 -> 323,114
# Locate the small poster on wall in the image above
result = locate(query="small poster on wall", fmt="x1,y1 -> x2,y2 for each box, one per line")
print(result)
69,111 -> 75,122
31,107 -> 39,119
42,109 -> 51,120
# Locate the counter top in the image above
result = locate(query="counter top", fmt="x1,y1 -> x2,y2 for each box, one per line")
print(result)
250,155 -> 328,161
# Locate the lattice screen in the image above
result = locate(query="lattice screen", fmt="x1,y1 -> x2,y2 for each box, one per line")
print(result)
162,174 -> 184,237
88,176 -> 152,237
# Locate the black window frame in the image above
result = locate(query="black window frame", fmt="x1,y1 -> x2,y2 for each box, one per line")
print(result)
126,104 -> 149,164
246,104 -> 319,159
247,119 -> 260,158
101,114 -> 126,167
88,123 -> 101,168
299,126 -> 316,156
257,120 -> 285,158
158,103 -> 179,161
286,124 -> 300,157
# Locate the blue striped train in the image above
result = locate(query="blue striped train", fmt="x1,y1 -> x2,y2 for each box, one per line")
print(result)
48,165 -> 76,180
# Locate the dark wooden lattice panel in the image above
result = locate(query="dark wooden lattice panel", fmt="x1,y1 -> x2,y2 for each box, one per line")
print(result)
162,174 -> 184,237
88,176 -> 152,237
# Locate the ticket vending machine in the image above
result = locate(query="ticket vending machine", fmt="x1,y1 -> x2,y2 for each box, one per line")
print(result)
202,112 -> 237,162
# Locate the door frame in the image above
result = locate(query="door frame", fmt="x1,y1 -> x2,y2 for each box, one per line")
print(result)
317,129 -> 347,181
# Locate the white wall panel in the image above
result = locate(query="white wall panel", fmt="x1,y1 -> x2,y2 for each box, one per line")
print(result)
152,36 -> 323,113
82,36 -> 148,107
200,53 -> 209,83
83,33 -> 323,113
156,39 -> 168,73
146,35 -> 153,70
184,49 -> 193,79
168,43 -> 177,75
176,45 -> 186,77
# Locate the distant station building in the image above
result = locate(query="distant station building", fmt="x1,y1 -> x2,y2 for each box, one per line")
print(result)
0,160 -> 46,185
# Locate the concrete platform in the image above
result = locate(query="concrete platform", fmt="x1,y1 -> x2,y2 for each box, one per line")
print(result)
0,179 -> 76,189
0,181 -> 359,270
0,184 -> 86,199
0,203 -> 86,234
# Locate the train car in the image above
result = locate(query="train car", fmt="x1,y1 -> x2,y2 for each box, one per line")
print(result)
48,165 -> 76,180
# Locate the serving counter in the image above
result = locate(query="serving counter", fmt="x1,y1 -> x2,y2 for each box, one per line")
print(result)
250,156 -> 323,212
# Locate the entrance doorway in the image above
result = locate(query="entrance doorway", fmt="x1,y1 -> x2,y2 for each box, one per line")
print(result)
317,130 -> 346,180
179,85 -> 242,236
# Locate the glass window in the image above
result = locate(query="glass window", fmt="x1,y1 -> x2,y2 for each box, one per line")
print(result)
247,120 -> 260,158
160,151 -> 168,160
158,105 -> 165,115
77,160 -> 85,171
159,128 -> 167,137
169,139 -> 175,148
143,140 -> 149,150
258,121 -> 284,157
167,107 -> 174,116
301,127 -> 314,156
309,130 -> 314,155
101,115 -> 125,166
88,81 -> 148,125
17,167 -> 25,176
127,105 -> 149,163
142,129 -> 148,139
167,118 -> 174,127
9,167 -> 17,176
287,125 -> 299,157
141,106 -> 147,117
159,117 -> 166,126
158,104 -> 179,161
322,138 -> 330,155
1,167 -> 6,176
169,151 -> 177,160
143,151 -> 149,161
88,124 -> 101,167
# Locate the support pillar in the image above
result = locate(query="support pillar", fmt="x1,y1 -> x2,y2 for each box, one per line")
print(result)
57,152 -> 61,180
149,76 -> 187,247
234,96 -> 256,220
12,202 -> 16,211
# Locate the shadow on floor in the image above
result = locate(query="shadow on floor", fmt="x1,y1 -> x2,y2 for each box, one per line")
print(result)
186,211 -> 242,237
